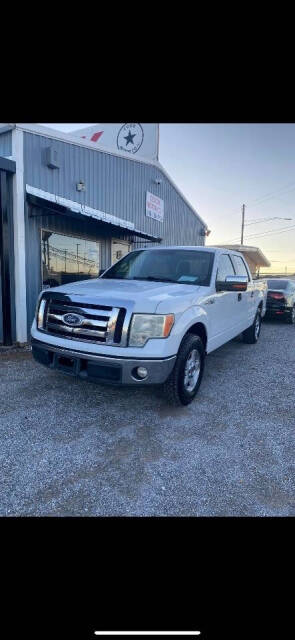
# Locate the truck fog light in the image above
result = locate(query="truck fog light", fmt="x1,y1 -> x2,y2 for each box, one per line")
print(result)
137,366 -> 148,379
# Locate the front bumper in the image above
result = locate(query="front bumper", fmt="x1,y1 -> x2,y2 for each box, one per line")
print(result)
31,338 -> 176,386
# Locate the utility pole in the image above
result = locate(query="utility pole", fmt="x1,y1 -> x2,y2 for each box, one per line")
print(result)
76,243 -> 80,274
241,204 -> 245,245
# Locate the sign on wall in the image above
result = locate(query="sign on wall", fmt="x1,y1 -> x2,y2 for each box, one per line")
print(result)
146,191 -> 164,222
70,123 -> 159,162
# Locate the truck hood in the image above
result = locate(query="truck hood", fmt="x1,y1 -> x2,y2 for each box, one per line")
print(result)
47,278 -> 201,313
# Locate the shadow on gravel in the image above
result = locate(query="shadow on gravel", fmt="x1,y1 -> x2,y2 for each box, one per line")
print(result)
1,322 -> 294,516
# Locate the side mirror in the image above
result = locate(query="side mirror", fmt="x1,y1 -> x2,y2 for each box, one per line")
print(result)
216,275 -> 248,292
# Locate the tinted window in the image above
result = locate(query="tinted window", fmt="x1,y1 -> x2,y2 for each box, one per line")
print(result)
102,249 -> 215,286
231,255 -> 250,279
216,254 -> 235,282
267,279 -> 288,290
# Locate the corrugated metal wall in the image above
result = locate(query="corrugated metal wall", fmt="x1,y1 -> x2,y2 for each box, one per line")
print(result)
0,131 -> 12,157
23,131 -> 206,337
23,132 -> 205,246
0,131 -> 15,341
0,173 -> 16,343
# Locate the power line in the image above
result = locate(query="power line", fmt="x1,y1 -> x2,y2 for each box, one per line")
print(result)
235,226 -> 295,241
215,174 -> 295,225
244,224 -> 295,239
244,216 -> 293,226
246,181 -> 295,208
220,223 -> 295,244
225,182 -> 295,220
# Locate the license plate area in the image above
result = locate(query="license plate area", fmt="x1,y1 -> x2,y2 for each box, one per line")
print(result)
55,353 -> 79,375
51,351 -> 121,383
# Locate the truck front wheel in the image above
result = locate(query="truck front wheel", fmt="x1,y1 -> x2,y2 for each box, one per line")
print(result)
162,334 -> 205,406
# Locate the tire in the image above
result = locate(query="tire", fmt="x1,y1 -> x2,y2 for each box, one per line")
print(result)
286,305 -> 295,324
242,308 -> 262,344
162,334 -> 205,406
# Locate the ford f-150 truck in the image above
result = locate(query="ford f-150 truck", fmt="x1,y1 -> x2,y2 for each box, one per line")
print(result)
31,246 -> 267,405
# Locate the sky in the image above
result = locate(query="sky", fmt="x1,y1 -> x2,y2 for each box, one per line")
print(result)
42,123 -> 295,274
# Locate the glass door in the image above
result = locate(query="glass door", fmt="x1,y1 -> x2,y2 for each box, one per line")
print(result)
111,238 -> 131,265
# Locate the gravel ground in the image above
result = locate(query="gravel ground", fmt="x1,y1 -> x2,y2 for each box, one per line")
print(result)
1,319 -> 294,516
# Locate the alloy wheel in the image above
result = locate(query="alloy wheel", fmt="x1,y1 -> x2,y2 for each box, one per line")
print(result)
183,349 -> 201,392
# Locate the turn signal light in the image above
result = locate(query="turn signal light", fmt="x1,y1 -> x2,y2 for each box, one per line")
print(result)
163,314 -> 175,337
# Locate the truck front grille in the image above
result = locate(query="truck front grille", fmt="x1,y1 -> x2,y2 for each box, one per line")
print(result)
40,296 -> 126,345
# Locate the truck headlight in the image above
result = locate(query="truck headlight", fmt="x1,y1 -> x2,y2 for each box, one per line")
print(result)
129,314 -> 174,347
36,296 -> 46,329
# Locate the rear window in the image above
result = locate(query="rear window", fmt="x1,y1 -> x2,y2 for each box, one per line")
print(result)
267,280 -> 288,290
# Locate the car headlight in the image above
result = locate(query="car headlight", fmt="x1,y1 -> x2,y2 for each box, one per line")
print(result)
129,314 -> 174,347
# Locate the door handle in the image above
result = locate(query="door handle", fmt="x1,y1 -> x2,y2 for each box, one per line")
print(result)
238,293 -> 242,301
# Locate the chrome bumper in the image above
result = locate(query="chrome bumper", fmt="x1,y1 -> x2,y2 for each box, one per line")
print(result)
31,339 -> 176,385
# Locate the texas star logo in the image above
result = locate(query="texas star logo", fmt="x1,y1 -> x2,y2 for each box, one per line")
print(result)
117,123 -> 144,155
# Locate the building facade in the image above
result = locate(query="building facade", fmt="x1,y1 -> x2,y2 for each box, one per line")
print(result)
0,123 -> 208,345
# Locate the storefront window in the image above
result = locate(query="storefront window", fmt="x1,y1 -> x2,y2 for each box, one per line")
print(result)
41,230 -> 100,289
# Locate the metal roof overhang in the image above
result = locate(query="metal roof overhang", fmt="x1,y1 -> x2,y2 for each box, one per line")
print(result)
26,186 -> 162,244
212,244 -> 271,268
0,156 -> 16,173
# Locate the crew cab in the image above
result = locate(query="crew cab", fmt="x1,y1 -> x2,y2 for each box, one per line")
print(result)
31,246 -> 267,405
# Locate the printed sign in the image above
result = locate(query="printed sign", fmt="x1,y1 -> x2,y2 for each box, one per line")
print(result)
117,123 -> 144,155
70,123 -> 159,161
146,191 -> 164,222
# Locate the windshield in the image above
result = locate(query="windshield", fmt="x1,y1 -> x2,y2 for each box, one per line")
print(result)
267,279 -> 288,290
101,249 -> 214,286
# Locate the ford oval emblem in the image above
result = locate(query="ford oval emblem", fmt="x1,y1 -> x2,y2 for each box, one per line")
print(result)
63,313 -> 83,327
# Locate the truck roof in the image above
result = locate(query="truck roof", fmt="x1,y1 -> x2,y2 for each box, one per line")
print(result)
135,245 -> 244,256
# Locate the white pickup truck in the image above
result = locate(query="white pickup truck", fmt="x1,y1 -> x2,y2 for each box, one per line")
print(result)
31,246 -> 267,405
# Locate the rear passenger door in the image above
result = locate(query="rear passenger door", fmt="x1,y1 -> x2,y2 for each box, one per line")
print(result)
231,254 -> 253,330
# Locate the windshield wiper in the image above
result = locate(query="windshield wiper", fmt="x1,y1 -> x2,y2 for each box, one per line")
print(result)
132,276 -> 176,283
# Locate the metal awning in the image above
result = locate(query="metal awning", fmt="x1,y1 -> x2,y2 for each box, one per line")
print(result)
26,185 -> 162,243
212,244 -> 271,268
0,156 -> 16,173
